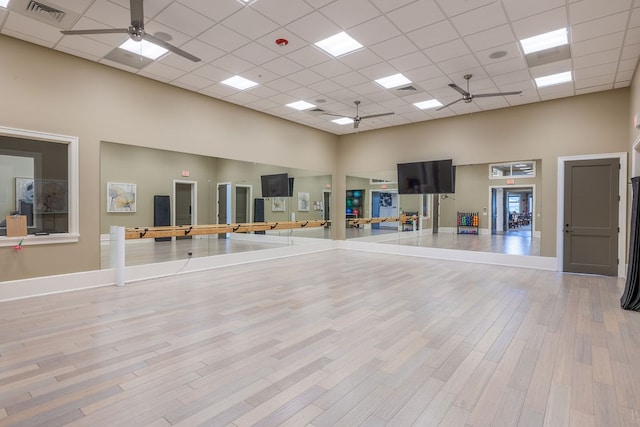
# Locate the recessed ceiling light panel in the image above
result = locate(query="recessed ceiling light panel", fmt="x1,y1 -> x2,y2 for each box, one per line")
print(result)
520,28 -> 568,55
535,71 -> 572,88
332,117 -> 353,125
221,75 -> 258,90
315,32 -> 363,57
286,100 -> 316,110
413,99 -> 443,110
375,73 -> 412,89
0,0 -> 10,8
120,39 -> 168,60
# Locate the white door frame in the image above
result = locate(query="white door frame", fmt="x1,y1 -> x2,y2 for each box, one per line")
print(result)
556,152 -> 627,276
172,179 -> 197,226
489,184 -> 536,236
235,184 -> 252,223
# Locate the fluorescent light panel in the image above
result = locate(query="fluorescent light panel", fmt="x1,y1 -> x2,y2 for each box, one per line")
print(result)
221,75 -> 258,90
375,73 -> 411,89
413,99 -> 443,110
315,32 -> 363,57
286,100 -> 316,110
119,39 -> 167,60
0,0 -> 9,8
535,71 -> 572,88
332,117 -> 353,125
520,28 -> 568,54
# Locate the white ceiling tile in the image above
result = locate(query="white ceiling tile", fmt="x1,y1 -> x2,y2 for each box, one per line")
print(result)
407,20 -> 459,49
199,83 -> 239,98
357,62 -> 398,80
475,42 -> 522,66
320,0 -> 381,28
572,32 -> 625,56
172,72 -> 215,91
199,24 -> 250,52
286,45 -> 332,68
349,16 -> 401,46
483,57 -> 528,76
450,3 -> 508,37
225,90 -> 261,105
287,69 -> 326,86
630,7 -> 640,27
233,42 -> 280,66
574,74 -> 615,89
192,64 -> 233,81
624,26 -> 640,44
389,51 -> 432,71
386,0 -> 446,33
221,7 -> 279,39
434,0 -> 496,17
491,69 -> 533,85
369,35 -> 418,61
215,54 -> 255,74
511,7 -> 567,40
622,43 -> 640,59
570,0 -> 633,25
571,12 -> 630,42
369,0 -> 415,13
464,25 -> 517,51
438,54 -> 482,75
617,69 -> 635,80
619,57 -> 639,71
242,67 -> 280,84
573,49 -> 621,69
425,39 -> 470,62
313,59 -> 353,78
3,13 -> 62,47
56,34 -> 114,59
249,98 -> 280,110
140,62 -> 185,82
84,0 -> 130,28
404,64 -> 445,82
332,71 -> 370,87
256,28 -> 308,55
154,2 -> 215,37
251,0 -> 314,26
177,0 -> 242,21
574,62 -> 618,79
285,12 -> 341,44
576,84 -> 614,94
264,77 -> 301,93
262,56 -> 304,75
338,48 -> 383,69
350,82 -> 386,96
502,0 -> 565,21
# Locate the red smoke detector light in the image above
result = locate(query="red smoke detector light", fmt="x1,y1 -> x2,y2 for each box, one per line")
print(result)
275,38 -> 289,47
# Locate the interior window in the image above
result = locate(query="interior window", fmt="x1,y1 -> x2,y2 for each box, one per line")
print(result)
0,127 -> 77,241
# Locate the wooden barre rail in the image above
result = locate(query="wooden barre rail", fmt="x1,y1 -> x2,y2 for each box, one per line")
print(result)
125,220 -> 331,239
348,214 -> 417,227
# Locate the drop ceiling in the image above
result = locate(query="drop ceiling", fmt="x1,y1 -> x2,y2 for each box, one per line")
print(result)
1,0 -> 638,135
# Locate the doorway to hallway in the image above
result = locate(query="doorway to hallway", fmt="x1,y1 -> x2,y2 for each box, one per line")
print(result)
490,185 -> 534,237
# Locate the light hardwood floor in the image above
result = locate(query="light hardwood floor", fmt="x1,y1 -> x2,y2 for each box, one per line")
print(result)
2,249 -> 639,426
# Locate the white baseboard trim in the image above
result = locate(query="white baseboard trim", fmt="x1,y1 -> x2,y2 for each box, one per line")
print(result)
1,237 -> 559,302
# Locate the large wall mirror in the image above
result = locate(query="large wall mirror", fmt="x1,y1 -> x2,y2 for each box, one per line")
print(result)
100,141 -> 332,268
345,160 -> 542,257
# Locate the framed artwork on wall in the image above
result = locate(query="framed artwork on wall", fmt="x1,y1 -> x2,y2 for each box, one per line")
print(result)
297,192 -> 310,211
107,182 -> 137,212
272,197 -> 285,212
35,179 -> 68,213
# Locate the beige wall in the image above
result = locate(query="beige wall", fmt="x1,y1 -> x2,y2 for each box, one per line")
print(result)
0,32 -> 634,281
0,35 -> 338,281
339,90 -> 630,256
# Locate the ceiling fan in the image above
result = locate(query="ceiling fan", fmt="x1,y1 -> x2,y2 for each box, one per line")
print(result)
324,101 -> 394,129
60,0 -> 201,62
436,74 -> 521,111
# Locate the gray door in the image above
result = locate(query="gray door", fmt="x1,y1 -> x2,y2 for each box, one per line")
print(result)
218,183 -> 228,239
235,186 -> 249,223
175,183 -> 192,240
563,158 -> 619,275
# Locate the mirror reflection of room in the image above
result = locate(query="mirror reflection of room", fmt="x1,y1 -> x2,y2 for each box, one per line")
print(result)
345,160 -> 541,256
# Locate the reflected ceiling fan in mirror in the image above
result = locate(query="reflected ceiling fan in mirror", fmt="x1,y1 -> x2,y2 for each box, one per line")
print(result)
60,0 -> 201,62
324,101 -> 394,129
436,74 -> 521,111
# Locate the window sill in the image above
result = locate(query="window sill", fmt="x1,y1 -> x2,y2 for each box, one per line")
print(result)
0,233 -> 79,247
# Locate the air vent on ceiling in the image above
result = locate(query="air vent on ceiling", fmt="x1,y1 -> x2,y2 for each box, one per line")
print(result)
10,0 -> 80,30
309,108 -> 326,115
27,0 -> 64,22
396,85 -> 417,91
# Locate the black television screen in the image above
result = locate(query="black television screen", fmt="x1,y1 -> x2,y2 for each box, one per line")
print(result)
261,173 -> 290,197
397,159 -> 455,194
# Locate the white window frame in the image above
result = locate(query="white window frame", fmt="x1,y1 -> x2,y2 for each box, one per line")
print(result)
0,126 -> 79,246
489,160 -> 536,179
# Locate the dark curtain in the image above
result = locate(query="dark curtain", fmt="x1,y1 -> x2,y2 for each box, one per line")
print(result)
621,176 -> 640,310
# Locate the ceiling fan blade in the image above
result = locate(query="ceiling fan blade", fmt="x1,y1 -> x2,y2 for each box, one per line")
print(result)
130,0 -> 144,28
436,98 -> 464,111
360,112 -> 394,120
473,91 -> 523,98
61,28 -> 129,36
322,112 -> 351,118
143,33 -> 201,62
448,83 -> 470,97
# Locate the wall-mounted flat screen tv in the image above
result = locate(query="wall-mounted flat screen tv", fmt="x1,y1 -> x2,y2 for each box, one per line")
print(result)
261,173 -> 293,197
397,159 -> 455,194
